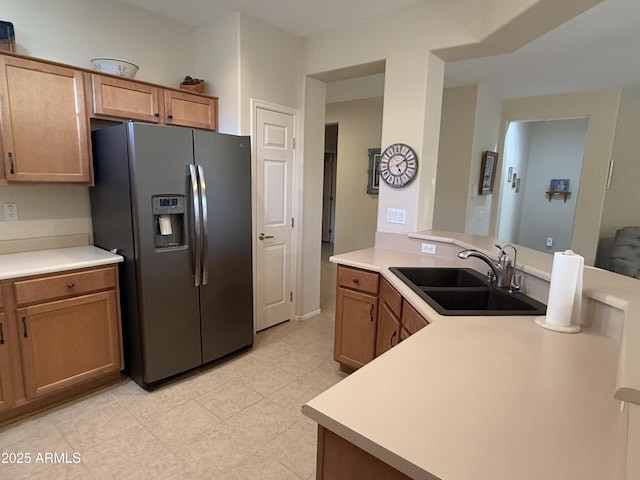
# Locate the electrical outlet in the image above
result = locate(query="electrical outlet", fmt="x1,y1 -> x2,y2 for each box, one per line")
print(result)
421,243 -> 437,255
546,237 -> 553,247
4,203 -> 18,221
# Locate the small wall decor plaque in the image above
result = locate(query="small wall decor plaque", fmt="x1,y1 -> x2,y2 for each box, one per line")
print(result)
547,178 -> 571,202
479,150 -> 498,195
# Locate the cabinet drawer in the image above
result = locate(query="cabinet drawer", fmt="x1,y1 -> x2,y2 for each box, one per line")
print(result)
401,300 -> 429,335
379,277 -> 402,317
337,266 -> 379,294
14,267 -> 116,306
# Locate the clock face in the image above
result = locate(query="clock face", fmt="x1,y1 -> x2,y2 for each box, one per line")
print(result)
379,143 -> 418,188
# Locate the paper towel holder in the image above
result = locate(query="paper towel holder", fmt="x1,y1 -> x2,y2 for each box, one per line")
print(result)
534,249 -> 583,334
534,317 -> 581,333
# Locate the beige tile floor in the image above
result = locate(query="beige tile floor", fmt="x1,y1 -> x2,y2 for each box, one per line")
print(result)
0,243 -> 342,480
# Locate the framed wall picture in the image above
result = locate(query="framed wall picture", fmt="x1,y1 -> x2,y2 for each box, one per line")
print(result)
479,150 -> 498,195
367,148 -> 381,195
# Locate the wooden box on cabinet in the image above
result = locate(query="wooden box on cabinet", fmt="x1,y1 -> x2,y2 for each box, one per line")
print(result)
334,266 -> 379,371
0,55 -> 92,183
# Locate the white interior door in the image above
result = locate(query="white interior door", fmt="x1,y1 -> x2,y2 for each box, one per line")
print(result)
255,107 -> 295,331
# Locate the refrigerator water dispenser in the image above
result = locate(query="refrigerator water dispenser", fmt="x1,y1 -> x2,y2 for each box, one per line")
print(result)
152,195 -> 186,250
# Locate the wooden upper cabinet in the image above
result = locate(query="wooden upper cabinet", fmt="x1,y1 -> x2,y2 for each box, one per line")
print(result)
0,56 -> 91,183
89,74 -> 161,123
164,89 -> 218,131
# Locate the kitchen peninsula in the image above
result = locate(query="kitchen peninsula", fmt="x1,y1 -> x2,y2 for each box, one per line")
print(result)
303,231 -> 638,480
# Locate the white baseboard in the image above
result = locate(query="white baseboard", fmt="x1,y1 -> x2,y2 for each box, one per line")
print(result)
295,309 -> 321,321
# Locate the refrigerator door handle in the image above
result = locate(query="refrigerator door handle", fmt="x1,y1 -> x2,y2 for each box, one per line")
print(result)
189,164 -> 202,287
198,164 -> 209,286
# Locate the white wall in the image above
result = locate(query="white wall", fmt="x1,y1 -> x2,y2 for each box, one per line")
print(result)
299,77 -> 326,318
517,118 -> 588,252
195,13 -> 241,134
0,0 -> 196,249
325,97 -> 383,255
432,84 -> 502,236
464,85 -> 502,235
238,14 -> 302,134
601,86 -> 640,238
3,0 -> 194,86
325,74 -> 385,104
433,85 -> 478,232
497,121 -> 532,242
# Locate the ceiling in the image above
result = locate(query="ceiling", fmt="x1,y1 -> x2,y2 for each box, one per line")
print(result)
119,0 -> 640,99
444,0 -> 640,98
118,0 -> 423,37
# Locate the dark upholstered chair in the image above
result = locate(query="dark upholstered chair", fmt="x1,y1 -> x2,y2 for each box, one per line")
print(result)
610,226 -> 640,279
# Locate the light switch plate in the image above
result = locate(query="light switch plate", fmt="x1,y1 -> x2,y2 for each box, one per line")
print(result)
386,208 -> 406,224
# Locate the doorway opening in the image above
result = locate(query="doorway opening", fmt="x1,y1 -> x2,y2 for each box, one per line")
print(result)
497,117 -> 588,253
322,123 -> 338,251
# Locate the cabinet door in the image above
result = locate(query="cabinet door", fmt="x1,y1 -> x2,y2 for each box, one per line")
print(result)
90,74 -> 161,123
375,302 -> 400,357
334,287 -> 377,370
401,300 -> 429,336
17,291 -> 122,400
0,311 -> 14,411
0,56 -> 91,183
163,89 -> 218,131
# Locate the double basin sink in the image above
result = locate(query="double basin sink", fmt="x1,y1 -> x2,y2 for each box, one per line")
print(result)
389,267 -> 546,316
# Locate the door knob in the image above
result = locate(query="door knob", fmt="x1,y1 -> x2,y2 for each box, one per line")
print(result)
259,233 -> 274,240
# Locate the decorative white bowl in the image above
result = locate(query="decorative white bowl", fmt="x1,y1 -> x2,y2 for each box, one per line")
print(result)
90,57 -> 139,78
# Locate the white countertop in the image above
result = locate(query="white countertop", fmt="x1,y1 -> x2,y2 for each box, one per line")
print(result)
0,246 -> 123,280
303,232 -> 636,479
303,316 -> 626,480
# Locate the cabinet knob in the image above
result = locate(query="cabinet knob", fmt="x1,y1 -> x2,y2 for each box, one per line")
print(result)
167,114 -> 174,120
154,112 -> 160,117
352,278 -> 359,284
67,282 -> 75,288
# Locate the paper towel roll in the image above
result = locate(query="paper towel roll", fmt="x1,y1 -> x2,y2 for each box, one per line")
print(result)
543,249 -> 583,330
158,215 -> 172,236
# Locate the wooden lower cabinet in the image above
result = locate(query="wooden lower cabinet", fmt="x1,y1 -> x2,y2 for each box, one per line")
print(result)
0,310 -> 15,412
316,426 -> 411,480
334,287 -> 378,370
334,266 -> 430,370
0,265 -> 123,423
375,302 -> 400,356
17,291 -> 121,399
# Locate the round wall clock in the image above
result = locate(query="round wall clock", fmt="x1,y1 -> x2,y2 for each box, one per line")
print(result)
379,143 -> 418,188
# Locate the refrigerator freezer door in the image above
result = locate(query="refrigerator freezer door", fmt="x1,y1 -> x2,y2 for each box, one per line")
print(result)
127,123 -> 203,384
193,130 -> 254,363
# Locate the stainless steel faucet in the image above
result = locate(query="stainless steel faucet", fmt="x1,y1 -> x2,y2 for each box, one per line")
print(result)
457,244 -> 520,292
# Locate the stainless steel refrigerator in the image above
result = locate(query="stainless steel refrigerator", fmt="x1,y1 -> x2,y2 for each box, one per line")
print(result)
90,122 -> 253,389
